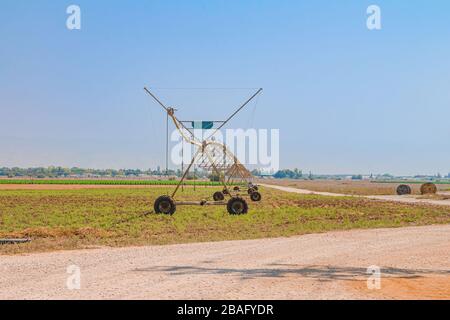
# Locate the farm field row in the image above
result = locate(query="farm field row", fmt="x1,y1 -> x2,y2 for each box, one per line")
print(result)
1,187 -> 450,254
0,179 -> 221,186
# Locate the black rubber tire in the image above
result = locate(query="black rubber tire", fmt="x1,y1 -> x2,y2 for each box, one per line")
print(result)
154,195 -> 176,215
227,197 -> 248,215
420,182 -> 437,195
250,191 -> 262,202
213,191 -> 225,201
247,187 -> 255,195
396,184 -> 411,195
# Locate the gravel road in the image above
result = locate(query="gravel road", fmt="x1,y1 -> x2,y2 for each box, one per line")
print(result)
1,225 -> 449,299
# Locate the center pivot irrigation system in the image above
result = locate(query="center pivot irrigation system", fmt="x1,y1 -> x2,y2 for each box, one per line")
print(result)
144,87 -> 263,215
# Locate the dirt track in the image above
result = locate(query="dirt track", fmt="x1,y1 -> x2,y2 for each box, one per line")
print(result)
261,184 -> 450,207
259,179 -> 450,195
1,225 -> 449,299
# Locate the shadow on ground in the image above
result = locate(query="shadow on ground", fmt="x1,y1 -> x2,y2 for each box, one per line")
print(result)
133,264 -> 450,281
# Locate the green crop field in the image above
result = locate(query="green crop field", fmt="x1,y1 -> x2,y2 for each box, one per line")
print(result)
1,187 -> 450,254
0,179 -> 222,186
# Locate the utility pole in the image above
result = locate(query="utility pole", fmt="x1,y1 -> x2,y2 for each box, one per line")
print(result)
181,139 -> 184,191
166,111 -> 169,178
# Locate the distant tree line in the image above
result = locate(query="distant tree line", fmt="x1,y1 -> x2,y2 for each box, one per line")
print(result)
1,166 -> 306,180
10,166 -> 442,180
272,168 -> 303,179
0,167 -> 164,178
0,166 -> 213,179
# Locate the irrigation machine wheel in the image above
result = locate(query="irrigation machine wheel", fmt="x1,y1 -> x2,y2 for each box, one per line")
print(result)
250,191 -> 262,202
213,191 -> 225,201
227,197 -> 248,215
154,195 -> 176,215
420,182 -> 437,195
396,184 -> 412,195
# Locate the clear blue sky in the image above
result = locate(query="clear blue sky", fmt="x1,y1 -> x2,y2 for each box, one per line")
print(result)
1,0 -> 449,175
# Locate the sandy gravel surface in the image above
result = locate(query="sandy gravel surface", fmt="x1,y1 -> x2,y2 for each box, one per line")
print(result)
261,184 -> 450,207
1,225 -> 449,299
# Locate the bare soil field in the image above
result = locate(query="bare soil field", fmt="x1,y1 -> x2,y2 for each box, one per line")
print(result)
1,185 -> 449,299
349,275 -> 450,299
260,179 -> 450,196
1,187 -> 450,254
262,183 -> 450,207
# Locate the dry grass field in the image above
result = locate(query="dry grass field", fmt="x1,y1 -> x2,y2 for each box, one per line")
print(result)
1,186 -> 450,254
260,179 -> 450,195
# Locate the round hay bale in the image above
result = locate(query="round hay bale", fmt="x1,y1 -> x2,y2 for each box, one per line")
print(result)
396,184 -> 412,195
420,182 -> 437,195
